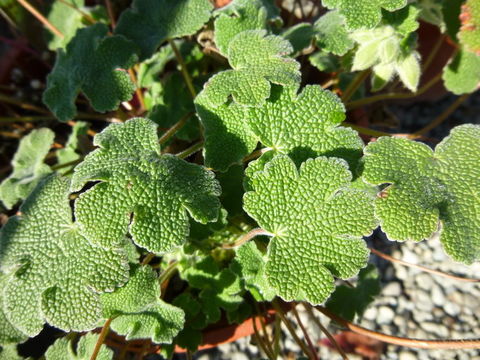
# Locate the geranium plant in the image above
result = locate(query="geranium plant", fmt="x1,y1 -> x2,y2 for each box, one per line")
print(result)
0,0 -> 479,359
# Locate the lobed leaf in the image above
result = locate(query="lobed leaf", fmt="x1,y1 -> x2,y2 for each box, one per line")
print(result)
101,266 -> 184,344
45,333 -> 113,360
322,0 -> 407,30
0,128 -> 54,209
56,121 -> 90,170
313,11 -> 354,56
458,0 -> 480,55
71,117 -> 221,254
115,0 -> 213,60
282,23 -> 315,54
443,49 -> 480,95
43,23 -> 138,122
362,124 -> 480,264
0,175 -> 129,336
45,0 -> 86,50
0,276 -> 27,346
244,155 -> 376,304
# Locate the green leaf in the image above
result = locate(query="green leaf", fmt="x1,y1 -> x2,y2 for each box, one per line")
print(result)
214,0 -> 268,55
322,0 -> 407,29
56,121 -> 90,170
313,11 -> 354,56
244,155 -> 376,304
246,85 -> 364,169
417,0 -> 445,30
45,0 -> 85,50
0,276 -> 27,346
325,264 -> 380,321
309,51 -> 340,72
459,0 -> 480,55
0,345 -> 21,360
43,23 -> 137,122
115,0 -> 213,60
443,0 -> 463,42
71,118 -> 221,253
0,175 -> 129,336
382,3 -> 420,36
0,128 -> 54,209
230,241 -> 275,301
101,266 -> 184,344
395,51 -> 420,92
281,23 -> 315,54
137,45 -> 175,88
45,333 -> 113,360
362,124 -> 480,264
200,30 -> 301,108
443,49 -> 480,95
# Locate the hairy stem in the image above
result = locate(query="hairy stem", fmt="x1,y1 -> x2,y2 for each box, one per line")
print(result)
370,248 -> 479,283
0,93 -> 50,114
222,228 -> 274,249
169,39 -> 197,98
316,306 -> 480,349
90,318 -> 113,360
128,68 -> 146,113
159,112 -> 193,145
243,147 -> 273,163
17,0 -> 64,38
341,70 -> 370,103
252,313 -> 275,360
0,115 -> 56,123
291,304 -> 319,360
176,141 -> 204,159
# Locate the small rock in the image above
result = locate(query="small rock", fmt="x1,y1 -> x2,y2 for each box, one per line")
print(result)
30,79 -> 42,89
413,310 -> 433,323
415,290 -> 434,312
363,307 -> 378,321
421,322 -> 449,337
415,273 -> 434,291
395,265 -> 408,281
229,352 -> 250,360
431,285 -> 445,307
377,306 -> 395,325
402,248 -> 419,264
399,350 -> 417,360
444,302 -> 460,317
383,281 -> 402,297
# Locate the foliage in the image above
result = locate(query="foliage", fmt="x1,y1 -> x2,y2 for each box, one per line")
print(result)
1,0 -> 480,358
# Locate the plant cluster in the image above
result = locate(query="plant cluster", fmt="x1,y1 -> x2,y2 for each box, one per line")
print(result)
0,0 -> 479,359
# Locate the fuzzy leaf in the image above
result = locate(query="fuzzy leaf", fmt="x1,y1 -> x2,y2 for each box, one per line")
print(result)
101,266 -> 184,344
56,121 -> 90,169
395,52 -> 420,92
281,23 -> 315,54
314,11 -> 354,56
459,0 -> 480,55
362,124 -> 480,264
200,30 -> 301,108
0,276 -> 27,346
247,85 -> 364,168
115,0 -> 213,60
325,264 -> 380,321
43,23 -> 137,122
71,118 -> 221,253
322,0 -> 407,29
382,3 -> 420,36
214,0 -> 267,55
45,333 -> 113,360
0,345 -> 21,360
0,175 -> 129,336
244,155 -> 376,304
230,241 -> 275,301
443,49 -> 480,95
45,0 -> 85,50
0,128 -> 54,209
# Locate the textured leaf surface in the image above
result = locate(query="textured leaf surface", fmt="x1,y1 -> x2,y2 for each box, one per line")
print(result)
325,264 -> 380,321
443,49 -> 480,95
322,0 -> 407,29
0,345 -> 21,360
101,266 -> 184,343
45,333 -> 113,360
0,275 -> 27,345
362,125 -> 480,264
214,0 -> 267,55
0,175 -> 129,336
115,0 -> 213,60
244,155 -> 376,304
46,0 -> 85,50
0,128 -> 54,209
230,241 -> 275,301
459,0 -> 480,55
200,30 -> 301,107
314,11 -> 354,56
43,24 -> 137,122
282,23 -> 315,53
382,3 -> 420,36
71,118 -> 221,253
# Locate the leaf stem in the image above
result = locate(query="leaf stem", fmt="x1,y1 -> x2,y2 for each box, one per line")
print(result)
272,299 -> 315,359
316,306 -> 480,349
90,318 -> 113,360
176,141 -> 204,159
341,70 -> 370,103
252,312 -> 275,360
291,304 -> 319,360
303,303 -> 349,360
159,112 -> 194,145
346,73 -> 442,110
17,0 -> 64,38
169,39 -> 197,98
57,0 -> 96,24
222,228 -> 274,249
158,261 -> 179,286
0,115 -> 56,123
411,94 -> 470,137
242,147 -> 272,163
51,158 -> 83,171
141,253 -> 156,265
0,93 -> 50,114
128,68 -> 146,113
370,248 -> 479,283
421,34 -> 447,73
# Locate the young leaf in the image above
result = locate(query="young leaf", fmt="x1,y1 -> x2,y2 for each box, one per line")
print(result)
458,0 -> 480,55
0,128 -> 54,209
443,49 -> 480,95
322,0 -> 407,30
0,175 -> 129,336
45,333 -> 113,360
214,0 -> 268,55
313,11 -> 354,56
325,264 -> 381,321
200,30 -> 301,108
230,241 -> 276,301
101,266 -> 184,344
71,118 -> 221,253
362,124 -> 480,264
115,0 -> 213,60
382,3 -> 420,36
244,155 -> 376,304
43,23 -> 138,122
